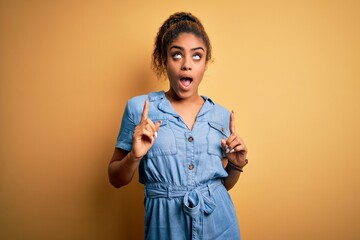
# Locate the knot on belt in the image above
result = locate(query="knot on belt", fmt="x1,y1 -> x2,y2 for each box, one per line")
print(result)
145,179 -> 222,218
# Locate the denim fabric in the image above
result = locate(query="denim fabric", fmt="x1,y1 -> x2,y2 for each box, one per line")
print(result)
116,91 -> 241,240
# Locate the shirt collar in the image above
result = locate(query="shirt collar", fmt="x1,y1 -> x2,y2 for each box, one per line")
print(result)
152,91 -> 215,118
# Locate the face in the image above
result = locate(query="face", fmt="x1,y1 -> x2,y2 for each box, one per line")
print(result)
165,32 -> 207,101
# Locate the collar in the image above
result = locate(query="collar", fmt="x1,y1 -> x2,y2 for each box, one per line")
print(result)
150,91 -> 215,118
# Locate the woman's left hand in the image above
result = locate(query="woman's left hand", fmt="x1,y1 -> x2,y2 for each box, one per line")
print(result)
221,111 -> 248,169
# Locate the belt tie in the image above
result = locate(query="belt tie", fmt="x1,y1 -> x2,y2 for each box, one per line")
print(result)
144,179 -> 223,239
145,179 -> 222,217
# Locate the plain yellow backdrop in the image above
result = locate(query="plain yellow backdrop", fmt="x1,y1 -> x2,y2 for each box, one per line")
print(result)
1,0 -> 359,239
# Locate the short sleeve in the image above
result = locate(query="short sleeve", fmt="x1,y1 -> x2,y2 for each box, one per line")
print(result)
115,101 -> 136,152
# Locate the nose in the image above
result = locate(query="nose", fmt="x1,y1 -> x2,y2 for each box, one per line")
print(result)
181,56 -> 192,70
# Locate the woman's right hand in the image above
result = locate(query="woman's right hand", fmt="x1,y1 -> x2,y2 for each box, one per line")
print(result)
130,99 -> 161,161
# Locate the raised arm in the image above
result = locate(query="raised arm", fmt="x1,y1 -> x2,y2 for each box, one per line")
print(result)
221,111 -> 249,190
108,99 -> 161,188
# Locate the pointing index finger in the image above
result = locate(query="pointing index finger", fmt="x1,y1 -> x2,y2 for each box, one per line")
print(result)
141,99 -> 149,121
229,110 -> 236,133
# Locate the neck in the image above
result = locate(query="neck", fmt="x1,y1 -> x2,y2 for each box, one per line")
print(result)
165,90 -> 203,105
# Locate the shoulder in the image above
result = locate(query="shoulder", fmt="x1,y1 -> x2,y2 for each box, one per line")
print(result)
203,96 -> 231,134
213,102 -> 230,115
205,95 -> 231,119
127,94 -> 147,108
127,91 -> 164,106
125,91 -> 164,123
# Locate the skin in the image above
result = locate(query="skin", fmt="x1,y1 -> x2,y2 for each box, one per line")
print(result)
108,99 -> 161,188
165,33 -> 208,130
222,110 -> 248,190
108,32 -> 248,190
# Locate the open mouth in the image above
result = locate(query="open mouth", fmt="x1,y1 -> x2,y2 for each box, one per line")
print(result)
180,77 -> 193,88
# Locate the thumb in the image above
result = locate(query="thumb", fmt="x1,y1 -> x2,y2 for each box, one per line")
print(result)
221,139 -> 227,149
154,120 -> 162,137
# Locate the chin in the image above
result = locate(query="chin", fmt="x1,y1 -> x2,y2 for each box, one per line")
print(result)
179,91 -> 197,99
169,85 -> 197,100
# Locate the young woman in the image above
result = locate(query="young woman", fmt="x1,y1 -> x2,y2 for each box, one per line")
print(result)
108,12 -> 248,240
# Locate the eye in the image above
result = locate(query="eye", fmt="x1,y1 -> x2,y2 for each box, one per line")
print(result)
193,54 -> 201,60
173,53 -> 182,59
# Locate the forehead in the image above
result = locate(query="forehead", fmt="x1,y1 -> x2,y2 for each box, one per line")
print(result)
169,33 -> 206,50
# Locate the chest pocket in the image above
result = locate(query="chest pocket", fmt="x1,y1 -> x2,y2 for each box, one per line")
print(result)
146,119 -> 177,158
207,122 -> 230,158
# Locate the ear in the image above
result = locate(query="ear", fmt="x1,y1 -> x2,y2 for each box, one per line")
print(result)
205,57 -> 214,70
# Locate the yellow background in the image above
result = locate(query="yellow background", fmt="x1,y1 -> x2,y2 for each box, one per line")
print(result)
1,0 -> 359,239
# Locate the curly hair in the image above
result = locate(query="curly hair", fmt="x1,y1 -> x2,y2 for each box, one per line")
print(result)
152,12 -> 212,78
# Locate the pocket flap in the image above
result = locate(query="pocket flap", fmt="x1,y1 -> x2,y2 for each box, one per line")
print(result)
208,122 -> 230,137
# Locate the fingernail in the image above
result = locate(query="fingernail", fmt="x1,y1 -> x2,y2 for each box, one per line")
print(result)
226,148 -> 230,154
229,149 -> 235,153
151,136 -> 154,142
154,132 -> 158,138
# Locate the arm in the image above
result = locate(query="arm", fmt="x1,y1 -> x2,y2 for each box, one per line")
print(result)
108,148 -> 141,188
221,111 -> 248,191
222,159 -> 241,190
108,99 -> 161,188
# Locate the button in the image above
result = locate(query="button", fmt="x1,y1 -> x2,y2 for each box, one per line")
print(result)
188,136 -> 194,142
188,164 -> 194,170
221,127 -> 225,133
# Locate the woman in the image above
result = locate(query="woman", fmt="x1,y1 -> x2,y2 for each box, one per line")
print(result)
108,12 -> 248,240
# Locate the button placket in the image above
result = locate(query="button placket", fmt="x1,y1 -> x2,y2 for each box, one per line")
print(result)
187,135 -> 194,171
185,132 -> 196,185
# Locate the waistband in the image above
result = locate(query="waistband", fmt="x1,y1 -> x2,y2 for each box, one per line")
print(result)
144,179 -> 223,218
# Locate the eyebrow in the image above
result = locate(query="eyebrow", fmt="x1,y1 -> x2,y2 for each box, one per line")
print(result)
170,45 -> 205,52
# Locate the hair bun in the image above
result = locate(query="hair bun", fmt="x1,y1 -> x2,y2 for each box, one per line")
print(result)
176,14 -> 196,23
164,12 -> 197,31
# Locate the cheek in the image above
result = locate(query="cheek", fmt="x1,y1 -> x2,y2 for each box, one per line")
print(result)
196,65 -> 207,78
165,67 -> 177,83
166,62 -> 178,75
165,65 -> 171,77
165,67 -> 174,78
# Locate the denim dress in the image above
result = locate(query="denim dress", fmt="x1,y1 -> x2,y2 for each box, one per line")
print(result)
116,91 -> 241,240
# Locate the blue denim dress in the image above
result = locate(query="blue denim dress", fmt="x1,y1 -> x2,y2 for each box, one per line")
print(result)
116,91 -> 241,240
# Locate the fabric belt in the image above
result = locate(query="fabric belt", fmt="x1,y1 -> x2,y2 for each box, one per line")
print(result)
144,179 -> 223,218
